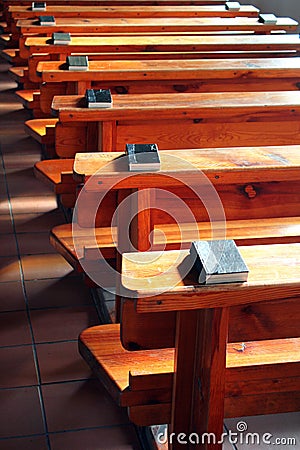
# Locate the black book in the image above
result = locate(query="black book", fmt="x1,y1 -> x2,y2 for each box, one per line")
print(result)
258,13 -> 277,24
225,2 -> 241,11
190,240 -> 249,284
67,55 -> 88,71
32,1 -> 46,11
52,32 -> 71,45
126,143 -> 160,171
85,89 -> 112,108
39,15 -> 56,26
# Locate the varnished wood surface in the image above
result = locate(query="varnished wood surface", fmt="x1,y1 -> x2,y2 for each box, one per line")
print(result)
17,17 -> 298,34
51,90 -> 300,121
36,57 -> 300,82
73,146 -> 300,187
121,244 -> 300,311
9,4 -> 259,19
24,33 -> 300,56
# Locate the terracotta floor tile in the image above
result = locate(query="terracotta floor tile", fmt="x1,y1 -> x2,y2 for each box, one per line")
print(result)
25,276 -> 92,309
7,169 -> 53,197
0,215 -> 13,234
0,281 -> 25,312
0,387 -> 45,438
49,425 -> 141,450
42,379 -> 129,432
0,257 -> 21,282
0,310 -> 32,346
17,232 -> 56,255
10,195 -> 58,215
36,341 -> 93,384
21,254 -> 74,281
0,234 -> 17,256
0,436 -> 48,450
3,154 -> 42,170
0,345 -> 38,388
30,305 -> 99,343
1,136 -> 42,156
13,210 -> 66,233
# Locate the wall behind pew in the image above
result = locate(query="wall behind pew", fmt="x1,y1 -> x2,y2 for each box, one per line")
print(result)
240,0 -> 300,25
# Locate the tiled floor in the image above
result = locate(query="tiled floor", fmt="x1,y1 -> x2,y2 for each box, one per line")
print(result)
0,50 -> 299,450
0,56 -> 142,449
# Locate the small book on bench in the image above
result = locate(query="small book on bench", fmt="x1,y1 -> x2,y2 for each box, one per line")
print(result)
126,143 -> 161,171
225,1 -> 241,11
32,2 -> 46,11
52,32 -> 71,45
258,13 -> 277,24
39,15 -> 56,26
85,89 -> 112,108
190,239 -> 249,284
66,55 -> 88,71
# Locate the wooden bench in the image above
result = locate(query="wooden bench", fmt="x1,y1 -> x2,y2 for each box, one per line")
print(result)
31,56 -> 300,118
7,4 -> 259,23
78,243 -> 300,449
21,33 -> 300,60
16,16 -> 297,38
45,147 -> 300,283
48,90 -> 300,158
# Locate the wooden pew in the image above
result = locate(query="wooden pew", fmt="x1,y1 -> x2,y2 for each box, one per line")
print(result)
21,33 -> 300,60
45,146 -> 300,282
16,16 -> 297,38
8,4 -> 260,21
48,90 -> 300,158
78,243 -> 300,449
31,56 -> 300,118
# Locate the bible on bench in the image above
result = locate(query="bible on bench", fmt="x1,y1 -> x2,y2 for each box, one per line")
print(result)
52,32 -> 71,45
39,15 -> 56,26
258,13 -> 277,24
85,89 -> 112,108
126,143 -> 161,171
190,239 -> 249,284
225,2 -> 241,11
32,2 -> 46,11
66,55 -> 88,71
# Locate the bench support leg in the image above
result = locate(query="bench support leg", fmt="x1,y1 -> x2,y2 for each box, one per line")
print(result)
171,307 -> 229,449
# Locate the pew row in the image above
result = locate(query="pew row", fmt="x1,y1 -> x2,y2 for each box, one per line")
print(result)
30,57 -> 300,118
21,34 -> 300,60
44,147 -> 300,279
78,244 -> 300,450
48,90 -> 300,157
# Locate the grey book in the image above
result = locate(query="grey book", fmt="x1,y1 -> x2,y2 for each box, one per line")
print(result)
258,13 -> 277,24
39,15 -> 56,25
126,143 -> 160,171
32,2 -> 46,11
67,55 -> 88,71
225,2 -> 241,11
52,32 -> 71,45
190,240 -> 249,284
85,89 -> 112,108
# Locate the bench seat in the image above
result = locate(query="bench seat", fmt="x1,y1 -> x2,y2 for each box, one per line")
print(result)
8,66 -> 28,84
79,323 -> 300,426
15,89 -> 40,109
24,118 -> 57,144
0,48 -> 24,65
50,217 -> 300,273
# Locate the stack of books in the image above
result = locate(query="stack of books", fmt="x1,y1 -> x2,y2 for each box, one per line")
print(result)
85,89 -> 113,108
189,239 -> 249,284
126,143 -> 161,171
